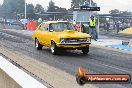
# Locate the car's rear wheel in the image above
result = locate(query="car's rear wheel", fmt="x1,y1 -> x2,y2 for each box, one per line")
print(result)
82,46 -> 89,54
51,41 -> 58,55
35,39 -> 43,50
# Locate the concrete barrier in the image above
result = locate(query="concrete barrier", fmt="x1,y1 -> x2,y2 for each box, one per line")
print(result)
0,56 -> 47,88
0,68 -> 21,88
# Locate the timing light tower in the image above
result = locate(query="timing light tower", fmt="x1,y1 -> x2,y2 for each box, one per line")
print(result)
73,6 -> 100,24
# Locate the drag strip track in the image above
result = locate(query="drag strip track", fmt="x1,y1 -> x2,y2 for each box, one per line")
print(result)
0,29 -> 132,88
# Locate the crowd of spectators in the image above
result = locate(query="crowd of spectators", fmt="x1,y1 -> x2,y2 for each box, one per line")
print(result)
100,19 -> 132,33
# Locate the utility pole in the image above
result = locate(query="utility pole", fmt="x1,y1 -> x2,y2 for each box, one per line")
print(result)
24,0 -> 27,30
25,0 -> 26,19
89,0 -> 92,16
90,0 -> 92,6
97,14 -> 100,38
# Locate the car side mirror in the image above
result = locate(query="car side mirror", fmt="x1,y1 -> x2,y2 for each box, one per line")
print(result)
39,25 -> 42,28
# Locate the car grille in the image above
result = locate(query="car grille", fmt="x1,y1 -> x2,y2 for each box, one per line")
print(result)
66,38 -> 88,43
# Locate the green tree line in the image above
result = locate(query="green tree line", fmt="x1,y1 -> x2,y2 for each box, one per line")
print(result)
0,0 -> 97,20
0,0 -> 131,20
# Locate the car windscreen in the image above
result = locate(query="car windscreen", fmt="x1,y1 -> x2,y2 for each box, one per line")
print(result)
50,22 -> 74,32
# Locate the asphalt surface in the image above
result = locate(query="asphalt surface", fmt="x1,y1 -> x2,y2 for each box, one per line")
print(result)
0,29 -> 132,88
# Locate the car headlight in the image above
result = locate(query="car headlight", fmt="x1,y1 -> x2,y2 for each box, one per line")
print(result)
79,38 -> 91,42
86,38 -> 91,42
60,38 -> 66,43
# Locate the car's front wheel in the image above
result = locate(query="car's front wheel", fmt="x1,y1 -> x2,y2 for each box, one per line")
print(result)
35,39 -> 43,50
82,46 -> 89,54
50,41 -> 58,55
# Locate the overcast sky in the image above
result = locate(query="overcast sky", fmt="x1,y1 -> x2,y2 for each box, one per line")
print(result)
0,0 -> 132,14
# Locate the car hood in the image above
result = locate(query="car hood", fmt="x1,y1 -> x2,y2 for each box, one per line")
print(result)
55,30 -> 91,38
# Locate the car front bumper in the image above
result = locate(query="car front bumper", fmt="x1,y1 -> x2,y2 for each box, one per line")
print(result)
56,42 -> 91,49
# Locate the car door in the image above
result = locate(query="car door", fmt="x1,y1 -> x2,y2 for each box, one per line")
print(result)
36,24 -> 43,43
43,23 -> 53,47
41,23 -> 50,46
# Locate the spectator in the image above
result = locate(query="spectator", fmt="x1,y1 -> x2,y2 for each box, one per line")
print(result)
106,22 -> 110,31
116,21 -> 120,33
88,15 -> 97,41
37,17 -> 42,27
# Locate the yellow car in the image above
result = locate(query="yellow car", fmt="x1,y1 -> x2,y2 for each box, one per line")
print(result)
32,21 -> 91,55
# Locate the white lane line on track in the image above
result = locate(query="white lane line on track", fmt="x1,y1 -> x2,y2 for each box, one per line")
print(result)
88,58 -> 132,74
0,56 -> 47,88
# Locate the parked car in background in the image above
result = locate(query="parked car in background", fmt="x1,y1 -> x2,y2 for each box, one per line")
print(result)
11,21 -> 23,26
0,18 -> 4,24
20,19 -> 28,25
6,19 -> 16,25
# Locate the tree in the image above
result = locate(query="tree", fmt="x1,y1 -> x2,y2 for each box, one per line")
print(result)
71,0 -> 79,8
47,0 -> 56,12
109,9 -> 121,15
35,4 -> 44,14
55,7 -> 67,13
71,0 -> 96,9
47,0 -> 68,20
54,7 -> 68,20
26,4 -> 34,13
109,9 -> 132,15
1,0 -> 25,18
120,11 -> 131,15
26,4 -> 36,19
47,0 -> 67,13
